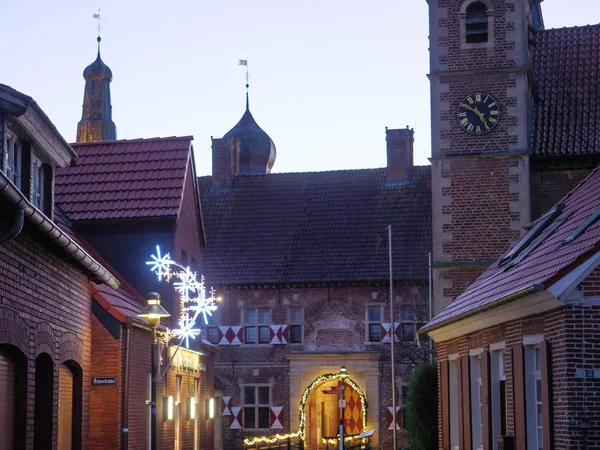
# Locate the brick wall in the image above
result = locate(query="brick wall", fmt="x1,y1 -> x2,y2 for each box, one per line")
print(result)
429,0 -> 533,315
174,163 -> 204,272
435,303 -> 600,450
127,326 -> 151,449
531,166 -> 596,220
89,315 -> 123,449
213,283 -> 429,449
0,224 -> 93,448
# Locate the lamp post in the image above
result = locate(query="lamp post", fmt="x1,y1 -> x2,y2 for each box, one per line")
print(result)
137,292 -> 171,450
338,366 -> 349,450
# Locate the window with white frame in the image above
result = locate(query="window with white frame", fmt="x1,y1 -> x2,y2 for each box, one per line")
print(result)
6,133 -> 22,189
490,344 -> 507,449
366,304 -> 383,342
243,308 -> 271,344
470,351 -> 484,450
449,356 -> 459,450
203,311 -> 219,344
288,307 -> 303,344
525,343 -> 543,450
243,385 -> 270,429
32,155 -> 44,211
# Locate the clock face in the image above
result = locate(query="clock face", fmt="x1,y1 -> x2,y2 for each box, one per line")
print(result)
456,92 -> 501,136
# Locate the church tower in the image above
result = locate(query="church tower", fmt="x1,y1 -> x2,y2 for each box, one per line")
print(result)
429,0 -> 535,314
76,37 -> 116,142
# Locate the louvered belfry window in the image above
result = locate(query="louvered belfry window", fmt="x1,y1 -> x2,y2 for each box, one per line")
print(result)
465,2 -> 489,43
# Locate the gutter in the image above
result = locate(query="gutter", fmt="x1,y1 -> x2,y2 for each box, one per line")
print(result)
0,172 -> 119,289
0,205 -> 25,244
121,321 -> 132,450
417,283 -> 544,338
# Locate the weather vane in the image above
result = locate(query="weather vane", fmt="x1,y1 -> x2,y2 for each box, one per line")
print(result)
146,245 -> 219,348
92,9 -> 105,39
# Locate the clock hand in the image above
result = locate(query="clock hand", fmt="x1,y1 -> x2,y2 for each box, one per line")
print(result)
461,103 -> 489,128
472,106 -> 489,128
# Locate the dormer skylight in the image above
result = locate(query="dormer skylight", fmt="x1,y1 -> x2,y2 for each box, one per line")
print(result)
562,207 -> 600,245
499,203 -> 565,267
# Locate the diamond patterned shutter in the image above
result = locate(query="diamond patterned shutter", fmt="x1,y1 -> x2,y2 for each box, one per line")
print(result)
221,396 -> 232,416
512,344 -> 526,450
541,341 -> 553,450
270,406 -> 284,429
269,325 -> 289,344
386,407 -> 401,430
381,323 -> 400,342
229,406 -> 242,429
229,326 -> 243,345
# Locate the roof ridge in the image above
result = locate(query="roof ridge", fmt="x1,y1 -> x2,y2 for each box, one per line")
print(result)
540,23 -> 600,33
71,135 -> 194,146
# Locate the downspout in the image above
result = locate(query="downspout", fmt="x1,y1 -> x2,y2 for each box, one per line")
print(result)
122,321 -> 132,450
0,205 -> 25,244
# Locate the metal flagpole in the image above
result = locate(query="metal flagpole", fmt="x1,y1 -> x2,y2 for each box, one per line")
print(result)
389,225 -> 397,450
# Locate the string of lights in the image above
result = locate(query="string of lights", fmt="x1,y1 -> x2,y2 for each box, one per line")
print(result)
244,373 -> 368,447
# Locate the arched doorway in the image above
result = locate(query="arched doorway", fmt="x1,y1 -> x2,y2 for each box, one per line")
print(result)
58,361 -> 83,450
0,344 -> 27,450
34,352 -> 55,449
300,374 -> 367,450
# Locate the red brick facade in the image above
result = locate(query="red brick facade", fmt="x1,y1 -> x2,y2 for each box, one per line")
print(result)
0,226 -> 92,448
212,284 -> 429,449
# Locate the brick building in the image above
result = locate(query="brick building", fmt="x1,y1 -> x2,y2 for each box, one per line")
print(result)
421,164 -> 600,450
50,37 -> 218,450
198,95 -> 432,449
0,83 -> 121,449
423,0 -> 600,449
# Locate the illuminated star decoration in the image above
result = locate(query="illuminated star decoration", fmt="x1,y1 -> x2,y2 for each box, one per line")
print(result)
146,245 -> 218,348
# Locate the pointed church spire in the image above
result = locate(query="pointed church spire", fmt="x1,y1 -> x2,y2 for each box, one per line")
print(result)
76,31 -> 117,143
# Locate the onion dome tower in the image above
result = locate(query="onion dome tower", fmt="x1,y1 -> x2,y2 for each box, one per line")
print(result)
76,36 -> 116,142
223,85 -> 276,174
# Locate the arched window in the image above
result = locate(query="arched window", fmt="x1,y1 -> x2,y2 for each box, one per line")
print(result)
34,353 -> 54,448
58,361 -> 83,450
465,2 -> 489,43
0,345 -> 27,450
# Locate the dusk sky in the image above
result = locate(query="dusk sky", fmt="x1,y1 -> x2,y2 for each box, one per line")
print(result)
2,1 -> 597,175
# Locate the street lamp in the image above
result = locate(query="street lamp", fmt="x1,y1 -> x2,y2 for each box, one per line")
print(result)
337,366 -> 349,450
137,292 -> 170,450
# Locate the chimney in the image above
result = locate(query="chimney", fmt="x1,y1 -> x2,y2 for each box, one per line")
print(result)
211,137 -> 239,189
385,126 -> 414,184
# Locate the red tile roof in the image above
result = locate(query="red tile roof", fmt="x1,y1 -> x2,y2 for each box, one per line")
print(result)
198,167 -> 431,286
533,24 -> 600,156
55,136 -> 193,221
423,166 -> 600,332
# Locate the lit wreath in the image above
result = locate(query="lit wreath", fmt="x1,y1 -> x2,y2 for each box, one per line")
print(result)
243,373 -> 368,446
298,373 -> 367,440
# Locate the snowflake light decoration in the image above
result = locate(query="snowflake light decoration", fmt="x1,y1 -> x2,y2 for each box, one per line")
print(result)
146,245 -> 218,348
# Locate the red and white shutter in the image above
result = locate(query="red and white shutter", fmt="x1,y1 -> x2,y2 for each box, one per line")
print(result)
270,325 -> 289,344
218,326 -> 243,345
230,326 -> 243,345
385,406 -> 401,430
270,406 -> 284,429
381,323 -> 400,342
221,396 -> 232,416
229,407 -> 242,429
